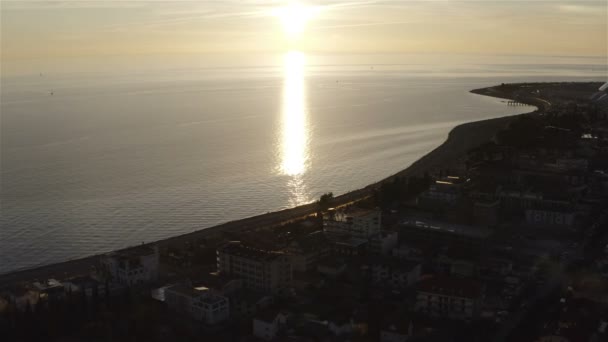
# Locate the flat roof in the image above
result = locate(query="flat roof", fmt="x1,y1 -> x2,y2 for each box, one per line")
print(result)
345,208 -> 379,218
218,241 -> 284,262
401,219 -> 492,239
167,284 -> 203,297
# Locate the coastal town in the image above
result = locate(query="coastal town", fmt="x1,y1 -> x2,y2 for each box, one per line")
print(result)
2,82 -> 608,341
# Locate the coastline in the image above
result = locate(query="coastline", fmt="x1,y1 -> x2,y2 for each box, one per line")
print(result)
0,86 -> 539,286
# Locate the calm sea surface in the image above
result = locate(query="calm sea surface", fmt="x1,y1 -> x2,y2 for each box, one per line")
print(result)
1,54 -> 605,274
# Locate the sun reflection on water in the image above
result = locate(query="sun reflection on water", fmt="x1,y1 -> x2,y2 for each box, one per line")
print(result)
279,51 -> 310,206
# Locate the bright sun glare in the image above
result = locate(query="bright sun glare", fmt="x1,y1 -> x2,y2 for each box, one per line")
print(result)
275,2 -> 316,38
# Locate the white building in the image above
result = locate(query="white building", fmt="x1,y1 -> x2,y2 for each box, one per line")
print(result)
101,245 -> 159,286
217,242 -> 292,294
252,309 -> 289,341
324,208 -> 381,238
415,275 -> 482,320
164,284 -> 230,325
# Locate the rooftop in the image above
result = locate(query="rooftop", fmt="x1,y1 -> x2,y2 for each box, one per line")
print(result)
33,279 -> 63,291
218,241 -> 284,262
343,208 -> 379,218
193,272 -> 238,291
401,218 -> 492,239
166,284 -> 205,298
115,244 -> 157,258
326,234 -> 368,248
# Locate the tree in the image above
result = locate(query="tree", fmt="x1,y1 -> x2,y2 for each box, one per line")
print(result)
318,192 -> 334,212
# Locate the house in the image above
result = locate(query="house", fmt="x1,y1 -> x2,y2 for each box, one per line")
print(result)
217,241 -> 292,294
415,275 -> 483,320
164,284 -> 229,325
252,309 -> 289,341
100,245 -> 159,286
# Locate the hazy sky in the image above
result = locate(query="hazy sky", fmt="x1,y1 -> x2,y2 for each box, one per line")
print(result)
2,0 -> 606,74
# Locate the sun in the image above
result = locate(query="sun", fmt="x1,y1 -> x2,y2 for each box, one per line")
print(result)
274,2 -> 316,38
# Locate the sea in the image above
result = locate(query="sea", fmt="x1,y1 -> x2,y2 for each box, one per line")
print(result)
1,53 -> 605,274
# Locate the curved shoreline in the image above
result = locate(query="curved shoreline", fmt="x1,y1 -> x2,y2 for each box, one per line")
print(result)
0,87 -> 538,286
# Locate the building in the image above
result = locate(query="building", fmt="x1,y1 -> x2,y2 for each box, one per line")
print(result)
100,245 -> 159,286
164,284 -> 230,325
415,276 -> 483,320
63,276 -> 106,298
252,309 -> 289,341
391,242 -> 427,262
287,231 -> 331,272
417,176 -> 466,208
370,230 -> 399,255
193,272 -> 243,296
368,257 -> 421,289
435,247 -> 480,277
327,233 -> 369,257
217,241 -> 292,294
324,208 -> 381,238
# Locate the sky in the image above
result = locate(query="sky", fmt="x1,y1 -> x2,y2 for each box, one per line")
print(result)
1,0 -> 607,74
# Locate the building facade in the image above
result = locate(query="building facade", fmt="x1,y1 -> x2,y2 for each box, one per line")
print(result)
217,242 -> 292,294
164,284 -> 230,325
415,276 -> 482,320
101,245 -> 159,286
